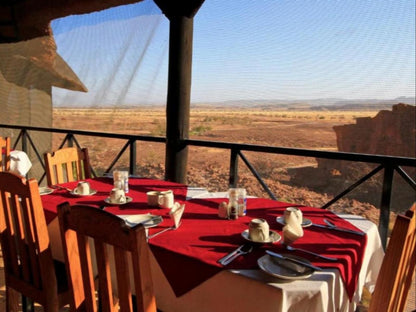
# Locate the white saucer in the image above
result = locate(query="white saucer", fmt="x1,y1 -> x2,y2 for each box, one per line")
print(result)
39,187 -> 54,195
70,189 -> 97,197
241,229 -> 281,244
276,216 -> 312,228
258,254 -> 314,280
104,196 -> 133,205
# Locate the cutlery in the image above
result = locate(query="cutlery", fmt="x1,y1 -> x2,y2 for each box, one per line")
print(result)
51,185 -> 72,192
322,219 -> 365,236
147,222 -> 181,239
218,244 -> 248,265
265,250 -> 322,271
220,244 -> 253,266
124,215 -> 161,227
285,245 -> 338,261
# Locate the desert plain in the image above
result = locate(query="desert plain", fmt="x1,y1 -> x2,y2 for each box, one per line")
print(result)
52,107 -> 387,223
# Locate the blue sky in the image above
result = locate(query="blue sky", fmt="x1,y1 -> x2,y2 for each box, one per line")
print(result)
52,0 -> 415,107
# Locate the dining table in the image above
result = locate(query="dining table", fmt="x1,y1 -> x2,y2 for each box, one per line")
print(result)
41,177 -> 384,312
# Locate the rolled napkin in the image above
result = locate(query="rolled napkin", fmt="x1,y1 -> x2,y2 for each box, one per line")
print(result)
9,150 -> 32,176
170,202 -> 185,228
282,212 -> 304,245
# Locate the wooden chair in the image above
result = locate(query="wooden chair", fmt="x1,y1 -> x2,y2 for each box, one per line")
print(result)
57,202 -> 157,312
369,203 -> 416,312
0,171 -> 71,311
0,136 -> 11,171
44,147 -> 92,186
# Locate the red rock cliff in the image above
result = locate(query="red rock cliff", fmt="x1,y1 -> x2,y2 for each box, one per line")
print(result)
333,103 -> 415,157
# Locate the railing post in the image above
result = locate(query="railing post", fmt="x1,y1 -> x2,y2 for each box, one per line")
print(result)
129,140 -> 136,175
21,129 -> 28,153
67,134 -> 74,147
379,164 -> 394,249
229,149 -> 238,187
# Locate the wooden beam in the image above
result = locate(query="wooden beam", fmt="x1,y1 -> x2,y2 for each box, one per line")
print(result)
164,15 -> 193,183
155,0 -> 204,183
154,0 -> 204,18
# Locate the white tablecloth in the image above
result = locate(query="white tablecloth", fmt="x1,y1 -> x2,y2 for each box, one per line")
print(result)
150,187 -> 384,312
47,186 -> 384,312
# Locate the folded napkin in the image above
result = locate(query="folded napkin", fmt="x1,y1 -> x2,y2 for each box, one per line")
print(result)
170,202 -> 185,228
9,150 -> 32,176
283,212 -> 304,245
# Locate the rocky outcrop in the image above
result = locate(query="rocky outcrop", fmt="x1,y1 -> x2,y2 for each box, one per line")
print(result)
333,103 -> 415,157
290,104 -> 416,211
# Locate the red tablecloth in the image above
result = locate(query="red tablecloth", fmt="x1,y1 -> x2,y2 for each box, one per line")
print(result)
42,177 -> 188,224
41,178 -> 367,301
149,197 -> 367,300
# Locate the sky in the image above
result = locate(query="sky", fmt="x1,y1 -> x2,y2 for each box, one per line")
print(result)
51,0 -> 415,107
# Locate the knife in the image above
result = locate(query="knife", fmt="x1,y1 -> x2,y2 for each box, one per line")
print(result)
312,223 -> 365,236
265,250 -> 322,271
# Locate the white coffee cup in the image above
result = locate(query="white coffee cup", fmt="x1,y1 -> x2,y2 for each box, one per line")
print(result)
74,181 -> 90,195
284,207 -> 303,225
249,218 -> 270,242
158,190 -> 174,209
109,188 -> 126,204
147,191 -> 160,207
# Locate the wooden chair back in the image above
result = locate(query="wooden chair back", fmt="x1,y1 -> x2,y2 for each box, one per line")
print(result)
369,203 -> 416,312
57,202 -> 157,312
0,171 -> 70,311
44,147 -> 92,186
0,136 -> 11,171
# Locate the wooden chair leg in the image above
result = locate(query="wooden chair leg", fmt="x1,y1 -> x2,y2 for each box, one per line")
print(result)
6,287 -> 21,312
22,296 -> 35,312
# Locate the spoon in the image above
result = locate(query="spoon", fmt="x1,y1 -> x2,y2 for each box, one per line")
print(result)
285,245 -> 338,261
221,244 -> 253,266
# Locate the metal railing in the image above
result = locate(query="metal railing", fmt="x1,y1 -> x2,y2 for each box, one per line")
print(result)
1,123 -> 415,247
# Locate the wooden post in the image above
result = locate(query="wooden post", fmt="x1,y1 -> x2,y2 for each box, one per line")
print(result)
154,0 -> 204,183
164,16 -> 193,183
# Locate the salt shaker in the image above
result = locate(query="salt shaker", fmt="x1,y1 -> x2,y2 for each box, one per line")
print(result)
237,188 -> 247,216
218,201 -> 229,219
123,172 -> 129,193
228,188 -> 239,220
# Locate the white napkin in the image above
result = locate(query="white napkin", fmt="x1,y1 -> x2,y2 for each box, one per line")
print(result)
282,213 -> 304,245
9,150 -> 32,176
169,202 -> 185,228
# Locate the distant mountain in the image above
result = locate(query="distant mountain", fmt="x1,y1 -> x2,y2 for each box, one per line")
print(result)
192,96 -> 415,110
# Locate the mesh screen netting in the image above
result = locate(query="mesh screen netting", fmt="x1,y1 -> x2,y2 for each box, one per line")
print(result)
50,0 -> 415,109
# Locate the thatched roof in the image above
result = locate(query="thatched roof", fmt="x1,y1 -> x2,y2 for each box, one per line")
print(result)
0,0 -> 204,42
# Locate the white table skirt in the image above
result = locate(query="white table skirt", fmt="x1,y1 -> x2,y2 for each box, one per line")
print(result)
47,186 -> 384,312
149,188 -> 384,312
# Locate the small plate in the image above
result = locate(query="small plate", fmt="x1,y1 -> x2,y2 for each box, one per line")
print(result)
39,187 -> 54,196
276,216 -> 312,228
104,196 -> 133,205
119,214 -> 163,228
258,254 -> 314,280
241,229 -> 281,244
70,189 -> 97,197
